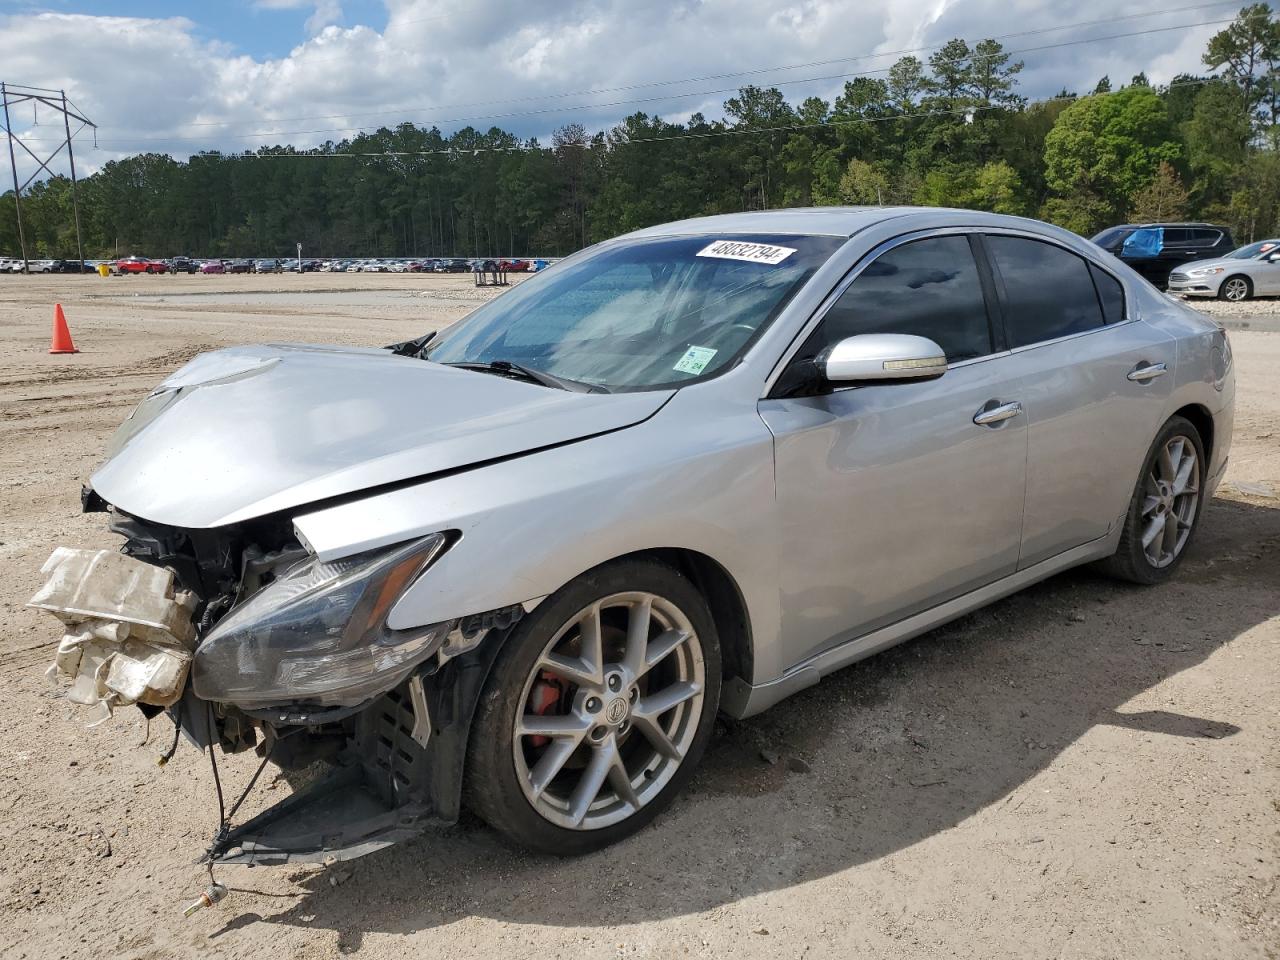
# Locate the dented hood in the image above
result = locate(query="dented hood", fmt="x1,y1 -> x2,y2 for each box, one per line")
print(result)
90,343 -> 672,528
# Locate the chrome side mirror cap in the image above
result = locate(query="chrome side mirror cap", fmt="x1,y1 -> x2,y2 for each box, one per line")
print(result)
820,334 -> 948,384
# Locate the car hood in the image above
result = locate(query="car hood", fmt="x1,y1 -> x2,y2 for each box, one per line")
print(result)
1176,256 -> 1248,274
90,343 -> 672,529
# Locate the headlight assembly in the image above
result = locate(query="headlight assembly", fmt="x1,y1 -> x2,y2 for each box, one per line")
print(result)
1188,266 -> 1225,277
193,534 -> 451,708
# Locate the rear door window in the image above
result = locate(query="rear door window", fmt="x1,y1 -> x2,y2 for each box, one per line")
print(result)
1162,228 -> 1192,246
1089,264 -> 1125,324
987,236 -> 1106,347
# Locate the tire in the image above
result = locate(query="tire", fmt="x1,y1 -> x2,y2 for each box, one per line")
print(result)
1219,275 -> 1252,302
465,558 -> 721,856
1099,415 -> 1206,585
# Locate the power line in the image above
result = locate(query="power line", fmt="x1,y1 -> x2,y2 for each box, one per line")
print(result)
163,0 -> 1243,130
72,15 -> 1235,148
189,76 -> 1224,160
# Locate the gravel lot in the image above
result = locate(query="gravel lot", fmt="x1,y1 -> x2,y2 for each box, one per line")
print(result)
0,273 -> 1276,959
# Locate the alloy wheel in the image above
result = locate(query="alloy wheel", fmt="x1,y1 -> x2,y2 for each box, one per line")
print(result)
1223,277 -> 1249,301
513,591 -> 705,831
1140,435 -> 1200,568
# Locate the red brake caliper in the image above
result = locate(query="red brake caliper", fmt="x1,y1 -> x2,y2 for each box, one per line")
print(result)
526,671 -> 564,748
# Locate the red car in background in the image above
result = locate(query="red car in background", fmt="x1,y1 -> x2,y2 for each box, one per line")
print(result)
115,257 -> 169,275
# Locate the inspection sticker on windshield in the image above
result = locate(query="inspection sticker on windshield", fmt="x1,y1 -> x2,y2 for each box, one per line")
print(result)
673,345 -> 717,375
696,240 -> 796,265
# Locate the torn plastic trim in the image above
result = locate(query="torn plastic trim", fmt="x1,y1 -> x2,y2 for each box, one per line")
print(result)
206,618 -> 519,866
206,761 -> 442,866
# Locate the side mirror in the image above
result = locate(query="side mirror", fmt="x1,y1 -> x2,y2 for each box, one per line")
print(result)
1267,251 -> 1280,263
820,334 -> 947,385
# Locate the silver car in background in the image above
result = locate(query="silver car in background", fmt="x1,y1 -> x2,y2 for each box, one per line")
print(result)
37,207 -> 1235,866
1168,238 -> 1280,301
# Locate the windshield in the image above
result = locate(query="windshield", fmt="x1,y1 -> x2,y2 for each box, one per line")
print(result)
425,233 -> 843,391
1226,239 -> 1280,259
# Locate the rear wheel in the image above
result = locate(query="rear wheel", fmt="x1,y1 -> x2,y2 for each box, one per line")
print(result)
1219,275 -> 1251,302
466,559 -> 720,855
1099,415 -> 1205,584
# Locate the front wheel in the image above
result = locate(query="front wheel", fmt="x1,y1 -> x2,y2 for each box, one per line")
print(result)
1099,415 -> 1205,584
1219,275 -> 1252,302
465,559 -> 721,855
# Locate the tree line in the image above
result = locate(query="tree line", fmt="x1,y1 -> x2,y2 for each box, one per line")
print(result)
5,4 -> 1280,259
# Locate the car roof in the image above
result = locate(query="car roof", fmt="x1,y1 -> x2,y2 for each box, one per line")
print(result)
1108,222 -> 1228,230
620,206 -> 1082,240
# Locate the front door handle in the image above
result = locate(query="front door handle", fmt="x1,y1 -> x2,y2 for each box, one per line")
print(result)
973,399 -> 1023,426
1127,361 -> 1168,382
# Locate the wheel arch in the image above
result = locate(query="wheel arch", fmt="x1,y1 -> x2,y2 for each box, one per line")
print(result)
622,547 -> 754,691
1171,402 -> 1214,463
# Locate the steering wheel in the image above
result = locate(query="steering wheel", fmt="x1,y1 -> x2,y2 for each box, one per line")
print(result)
682,319 -> 758,350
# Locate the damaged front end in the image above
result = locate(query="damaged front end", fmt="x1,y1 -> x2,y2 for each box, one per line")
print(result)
33,505 -> 523,868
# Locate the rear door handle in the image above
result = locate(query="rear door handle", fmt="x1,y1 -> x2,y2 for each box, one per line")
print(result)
973,400 -> 1023,426
1127,361 -> 1168,382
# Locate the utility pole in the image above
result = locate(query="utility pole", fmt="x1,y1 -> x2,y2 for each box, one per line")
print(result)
1,82 -> 29,274
62,90 -> 85,273
1,81 -> 96,275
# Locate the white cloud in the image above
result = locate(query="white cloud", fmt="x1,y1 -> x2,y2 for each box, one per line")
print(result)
0,0 -> 1235,181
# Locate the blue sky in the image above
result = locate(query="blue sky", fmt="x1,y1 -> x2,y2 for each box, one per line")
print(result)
2,0 -> 387,57
0,1 -> 1234,178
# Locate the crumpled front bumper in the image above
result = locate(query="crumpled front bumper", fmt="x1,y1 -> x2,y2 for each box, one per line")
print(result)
30,543 -> 515,867
30,548 -> 197,724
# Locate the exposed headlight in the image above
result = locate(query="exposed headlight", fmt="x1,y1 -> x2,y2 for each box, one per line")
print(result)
193,534 -> 451,708
1187,266 -> 1225,277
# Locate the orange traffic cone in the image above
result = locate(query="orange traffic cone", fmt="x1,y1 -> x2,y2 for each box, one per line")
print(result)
50,303 -> 78,355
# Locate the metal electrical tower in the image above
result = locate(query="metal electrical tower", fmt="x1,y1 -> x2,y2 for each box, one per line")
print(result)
1,82 -> 97,274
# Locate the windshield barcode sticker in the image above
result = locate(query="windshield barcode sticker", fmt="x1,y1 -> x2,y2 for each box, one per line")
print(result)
696,240 -> 796,265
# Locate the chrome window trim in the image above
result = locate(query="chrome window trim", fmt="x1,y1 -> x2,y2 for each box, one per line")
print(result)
761,226 -> 1000,396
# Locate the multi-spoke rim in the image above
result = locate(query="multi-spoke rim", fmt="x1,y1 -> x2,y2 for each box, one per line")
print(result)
513,591 -> 705,831
1223,277 -> 1249,302
1141,435 -> 1200,568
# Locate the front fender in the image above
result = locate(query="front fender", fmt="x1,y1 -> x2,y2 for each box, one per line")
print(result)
291,390 -> 785,683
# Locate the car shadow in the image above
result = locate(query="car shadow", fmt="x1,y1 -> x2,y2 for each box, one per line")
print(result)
218,496 -> 1280,950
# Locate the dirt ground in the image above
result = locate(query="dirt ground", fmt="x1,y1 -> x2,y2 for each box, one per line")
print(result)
0,273 -> 1276,960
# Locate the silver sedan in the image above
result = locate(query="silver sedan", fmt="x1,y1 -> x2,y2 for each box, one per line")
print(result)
1168,238 -> 1280,301
42,207 -> 1235,865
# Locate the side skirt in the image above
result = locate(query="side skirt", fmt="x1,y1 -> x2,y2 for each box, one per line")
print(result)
724,529 -> 1121,719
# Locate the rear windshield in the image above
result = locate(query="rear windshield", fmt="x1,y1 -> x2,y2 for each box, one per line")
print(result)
1091,227 -> 1134,248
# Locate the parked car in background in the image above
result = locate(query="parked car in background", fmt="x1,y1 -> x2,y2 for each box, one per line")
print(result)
1091,222 -> 1234,289
1167,238 -> 1280,301
442,258 -> 471,272
48,208 -> 1233,867
167,257 -> 200,274
227,259 -> 254,274
116,257 -> 169,275
200,259 -> 226,274
254,259 -> 282,273
51,259 -> 96,273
